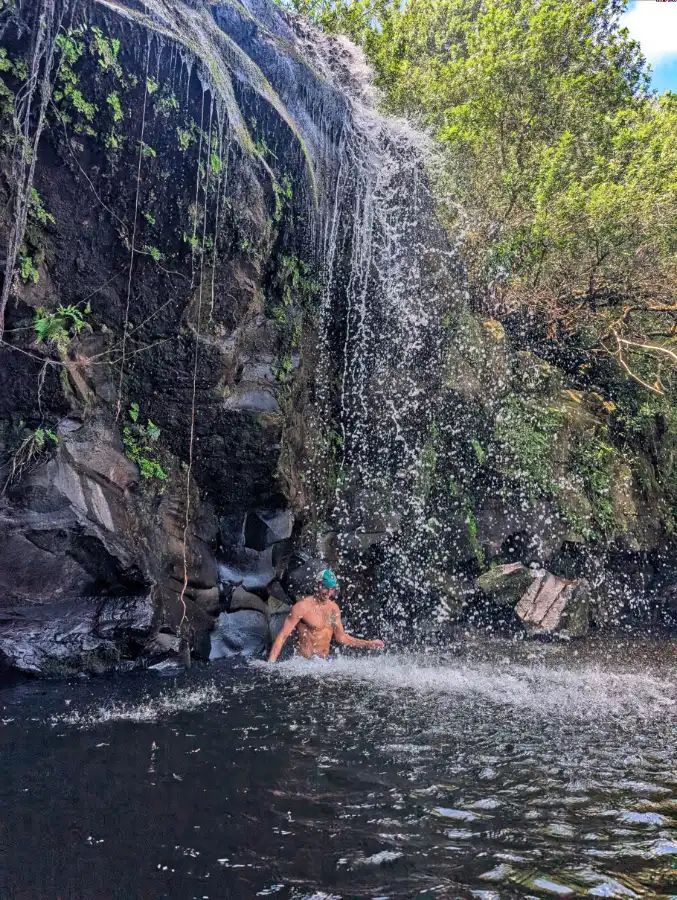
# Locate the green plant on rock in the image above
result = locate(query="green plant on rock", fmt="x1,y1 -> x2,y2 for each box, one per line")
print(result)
183,232 -> 200,253
3,425 -> 58,490
465,503 -> 486,569
20,256 -> 39,284
273,354 -> 295,382
54,27 -> 98,134
273,174 -> 293,223
33,303 -> 88,352
567,430 -> 617,539
29,188 -> 55,226
494,396 -> 562,500
90,26 -> 122,77
142,245 -> 164,262
471,438 -> 486,466
106,91 -> 123,122
156,92 -> 180,118
177,125 -> 196,152
123,403 -> 167,482
140,141 -> 156,158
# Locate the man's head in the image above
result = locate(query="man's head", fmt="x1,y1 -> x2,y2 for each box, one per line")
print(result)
316,568 -> 338,601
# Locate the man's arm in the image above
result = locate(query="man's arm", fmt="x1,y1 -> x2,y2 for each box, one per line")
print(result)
332,605 -> 384,651
268,601 -> 305,663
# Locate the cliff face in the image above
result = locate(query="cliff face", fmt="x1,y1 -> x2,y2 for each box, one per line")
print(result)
0,0 -> 344,673
0,0 -> 675,676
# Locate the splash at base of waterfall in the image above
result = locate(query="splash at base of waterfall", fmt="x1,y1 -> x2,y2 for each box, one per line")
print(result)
3,635 -> 677,898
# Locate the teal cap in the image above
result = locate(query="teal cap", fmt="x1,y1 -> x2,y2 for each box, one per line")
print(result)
318,568 -> 338,589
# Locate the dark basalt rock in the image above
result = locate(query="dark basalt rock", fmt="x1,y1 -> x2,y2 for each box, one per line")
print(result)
0,592 -> 157,676
244,509 -> 294,551
477,563 -> 536,606
282,556 -> 326,601
209,609 -> 271,659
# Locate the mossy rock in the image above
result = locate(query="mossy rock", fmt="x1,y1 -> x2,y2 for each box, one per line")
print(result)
477,562 -> 535,605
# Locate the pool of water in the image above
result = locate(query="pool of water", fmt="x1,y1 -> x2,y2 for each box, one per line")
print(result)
2,636 -> 677,898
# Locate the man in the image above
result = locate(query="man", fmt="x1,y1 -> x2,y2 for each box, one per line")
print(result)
267,569 -> 384,663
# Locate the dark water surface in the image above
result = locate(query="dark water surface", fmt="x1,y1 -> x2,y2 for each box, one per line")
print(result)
2,637 -> 677,899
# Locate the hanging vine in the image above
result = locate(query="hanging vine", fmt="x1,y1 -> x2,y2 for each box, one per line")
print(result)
115,42 -> 151,420
178,94 -> 215,631
0,0 -> 75,342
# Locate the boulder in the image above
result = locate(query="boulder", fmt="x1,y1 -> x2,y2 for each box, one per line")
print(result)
477,563 -> 536,606
229,585 -> 270,616
267,579 -> 292,612
0,592 -> 158,676
244,509 -> 294,551
217,546 -> 276,590
269,611 -> 289,642
515,574 -> 590,637
282,556 -> 326,600
209,610 -> 270,659
475,499 -> 567,564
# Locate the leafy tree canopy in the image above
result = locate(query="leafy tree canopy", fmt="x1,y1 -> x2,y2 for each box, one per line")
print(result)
283,0 -> 677,396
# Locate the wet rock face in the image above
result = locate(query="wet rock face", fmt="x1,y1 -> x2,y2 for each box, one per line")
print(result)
0,0 -> 341,675
0,417 -> 220,673
0,593 -> 158,676
210,610 -> 271,659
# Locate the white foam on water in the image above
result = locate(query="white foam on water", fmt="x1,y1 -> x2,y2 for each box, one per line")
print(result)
48,682 -> 229,728
257,654 -> 677,720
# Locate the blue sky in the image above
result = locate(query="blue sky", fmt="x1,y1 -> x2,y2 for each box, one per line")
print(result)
621,1 -> 677,93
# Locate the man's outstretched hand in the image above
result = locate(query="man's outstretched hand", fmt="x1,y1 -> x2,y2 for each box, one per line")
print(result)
370,640 -> 385,651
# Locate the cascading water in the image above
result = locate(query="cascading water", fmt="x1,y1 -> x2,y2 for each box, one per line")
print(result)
285,27 -> 466,634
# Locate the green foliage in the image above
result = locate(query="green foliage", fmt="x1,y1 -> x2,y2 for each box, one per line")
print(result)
285,0 -> 677,393
4,425 -> 58,489
273,174 -> 293,223
142,244 -> 164,262
155,92 -> 180,117
210,149 -> 223,175
54,28 -> 98,128
146,77 -> 159,95
123,404 -> 167,482
90,26 -> 122,77
177,126 -> 196,152
33,303 -> 88,351
29,189 -> 55,226
183,232 -> 200,253
142,211 -> 156,226
465,503 -> 485,568
140,141 -> 156,158
20,256 -> 39,285
471,438 -> 486,466
494,396 -> 563,499
106,91 -> 123,122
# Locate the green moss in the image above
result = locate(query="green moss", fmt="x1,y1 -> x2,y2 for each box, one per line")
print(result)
19,256 -> 39,284
494,395 -> 562,499
106,91 -> 123,122
465,503 -> 486,568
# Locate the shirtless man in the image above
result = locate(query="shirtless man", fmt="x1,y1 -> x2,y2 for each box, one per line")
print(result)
267,569 -> 384,663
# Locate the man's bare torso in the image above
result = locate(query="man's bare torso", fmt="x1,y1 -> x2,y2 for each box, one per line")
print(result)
295,597 -> 339,658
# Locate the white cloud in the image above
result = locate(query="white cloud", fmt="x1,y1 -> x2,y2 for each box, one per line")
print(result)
621,2 -> 677,65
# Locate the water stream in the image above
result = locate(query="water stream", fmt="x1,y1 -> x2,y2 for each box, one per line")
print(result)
3,637 -> 677,898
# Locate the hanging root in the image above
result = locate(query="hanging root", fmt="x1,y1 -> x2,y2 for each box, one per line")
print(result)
115,43 -> 151,421
0,0 -> 73,342
178,97 -> 214,632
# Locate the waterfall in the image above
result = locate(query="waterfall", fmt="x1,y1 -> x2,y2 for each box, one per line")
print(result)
1,0 -> 465,634
286,27 -> 465,632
